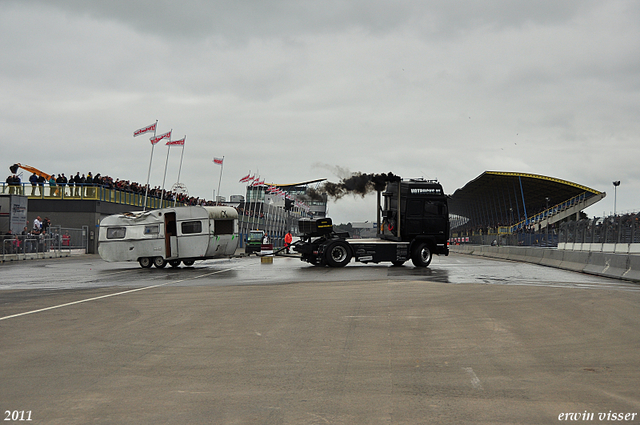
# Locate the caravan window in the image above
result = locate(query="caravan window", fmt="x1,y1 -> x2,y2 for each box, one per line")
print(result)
107,227 -> 126,239
181,221 -> 202,234
214,220 -> 234,235
144,225 -> 159,235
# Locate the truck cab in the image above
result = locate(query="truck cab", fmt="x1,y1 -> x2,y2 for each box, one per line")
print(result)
293,178 -> 450,268
381,180 -> 449,246
245,230 -> 265,254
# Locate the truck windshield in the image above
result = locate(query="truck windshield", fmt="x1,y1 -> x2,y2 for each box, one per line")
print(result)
248,232 -> 263,241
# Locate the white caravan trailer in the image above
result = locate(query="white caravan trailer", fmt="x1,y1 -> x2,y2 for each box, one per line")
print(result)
98,206 -> 238,268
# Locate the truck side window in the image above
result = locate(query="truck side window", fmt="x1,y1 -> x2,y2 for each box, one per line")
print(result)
181,221 -> 202,234
106,227 -> 126,239
424,201 -> 439,216
407,200 -> 422,216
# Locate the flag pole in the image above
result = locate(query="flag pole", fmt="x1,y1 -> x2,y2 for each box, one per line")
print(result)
143,120 -> 158,211
174,137 -> 186,207
215,156 -> 224,204
251,176 -> 259,230
176,137 -> 186,185
160,131 -> 172,208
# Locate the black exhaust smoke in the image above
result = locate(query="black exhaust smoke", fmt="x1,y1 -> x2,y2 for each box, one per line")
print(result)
306,172 -> 401,201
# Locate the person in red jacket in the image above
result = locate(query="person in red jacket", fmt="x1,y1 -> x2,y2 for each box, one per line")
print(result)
284,231 -> 293,254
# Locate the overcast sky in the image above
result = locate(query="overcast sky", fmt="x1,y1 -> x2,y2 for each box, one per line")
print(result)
2,0 -> 639,223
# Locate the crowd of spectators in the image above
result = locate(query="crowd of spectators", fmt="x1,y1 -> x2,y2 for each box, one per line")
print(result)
1,216 -> 54,254
4,171 -> 217,207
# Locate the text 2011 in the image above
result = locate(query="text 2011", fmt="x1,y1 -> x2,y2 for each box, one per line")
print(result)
4,411 -> 32,421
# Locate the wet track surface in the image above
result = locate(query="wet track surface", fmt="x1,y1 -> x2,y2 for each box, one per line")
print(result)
1,253 -> 639,424
1,252 -> 638,294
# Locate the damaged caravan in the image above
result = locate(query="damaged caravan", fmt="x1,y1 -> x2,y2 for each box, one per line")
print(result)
98,205 -> 238,268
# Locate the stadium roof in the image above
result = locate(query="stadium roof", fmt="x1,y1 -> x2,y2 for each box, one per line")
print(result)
270,178 -> 327,188
448,171 -> 605,228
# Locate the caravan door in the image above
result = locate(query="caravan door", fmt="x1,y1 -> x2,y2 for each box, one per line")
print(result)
164,212 -> 178,259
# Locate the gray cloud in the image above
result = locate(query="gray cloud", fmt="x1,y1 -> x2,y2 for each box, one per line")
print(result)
2,0 -> 639,222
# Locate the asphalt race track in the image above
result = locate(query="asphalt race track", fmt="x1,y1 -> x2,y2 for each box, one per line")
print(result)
1,253 -> 639,424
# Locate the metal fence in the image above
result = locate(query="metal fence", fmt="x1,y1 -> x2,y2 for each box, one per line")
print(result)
2,233 -> 58,256
48,226 -> 89,251
559,213 -> 640,244
460,232 -> 559,247
1,226 -> 88,260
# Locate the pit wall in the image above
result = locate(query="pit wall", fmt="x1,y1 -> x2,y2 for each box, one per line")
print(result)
449,244 -> 640,283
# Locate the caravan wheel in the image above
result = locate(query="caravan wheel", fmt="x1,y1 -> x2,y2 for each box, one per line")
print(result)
153,257 -> 167,268
138,257 -> 152,268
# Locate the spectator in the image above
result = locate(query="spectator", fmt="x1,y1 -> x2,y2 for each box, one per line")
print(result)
73,172 -> 81,196
49,174 -> 57,196
29,172 -> 38,196
33,216 -> 42,233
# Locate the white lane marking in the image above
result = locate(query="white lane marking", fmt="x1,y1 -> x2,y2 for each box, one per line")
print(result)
0,265 -> 245,322
463,367 -> 484,390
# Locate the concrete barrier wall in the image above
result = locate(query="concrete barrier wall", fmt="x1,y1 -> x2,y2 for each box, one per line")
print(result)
449,245 -> 640,283
0,250 -> 73,263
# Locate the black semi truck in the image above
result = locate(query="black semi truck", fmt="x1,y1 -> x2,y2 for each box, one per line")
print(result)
293,178 -> 449,267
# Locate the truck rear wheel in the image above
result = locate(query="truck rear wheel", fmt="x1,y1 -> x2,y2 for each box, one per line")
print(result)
325,241 -> 352,267
411,242 -> 432,267
169,260 -> 181,268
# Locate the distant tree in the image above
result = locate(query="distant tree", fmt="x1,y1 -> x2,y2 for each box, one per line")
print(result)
333,223 -> 353,233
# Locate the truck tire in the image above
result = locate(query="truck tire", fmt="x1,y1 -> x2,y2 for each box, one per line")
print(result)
139,257 -> 152,268
325,241 -> 352,267
182,259 -> 195,267
411,242 -> 432,267
391,260 -> 406,267
169,260 -> 181,268
153,256 -> 167,268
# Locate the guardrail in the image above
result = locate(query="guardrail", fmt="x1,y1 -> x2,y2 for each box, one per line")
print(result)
450,244 -> 640,283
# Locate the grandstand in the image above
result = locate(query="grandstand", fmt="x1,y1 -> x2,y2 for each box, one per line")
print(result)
448,171 -> 606,245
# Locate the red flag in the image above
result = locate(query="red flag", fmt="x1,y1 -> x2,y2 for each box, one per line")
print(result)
213,157 -> 224,165
150,130 -> 171,145
239,173 -> 251,183
133,122 -> 157,137
166,137 -> 185,146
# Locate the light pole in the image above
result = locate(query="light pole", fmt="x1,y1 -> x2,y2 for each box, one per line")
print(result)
545,197 -> 550,246
613,181 -> 621,216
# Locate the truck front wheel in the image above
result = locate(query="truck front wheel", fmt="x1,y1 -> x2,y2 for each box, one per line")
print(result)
411,242 -> 432,267
325,241 -> 352,267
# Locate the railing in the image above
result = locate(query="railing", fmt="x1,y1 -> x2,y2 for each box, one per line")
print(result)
508,191 -> 591,232
1,182 -> 182,209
